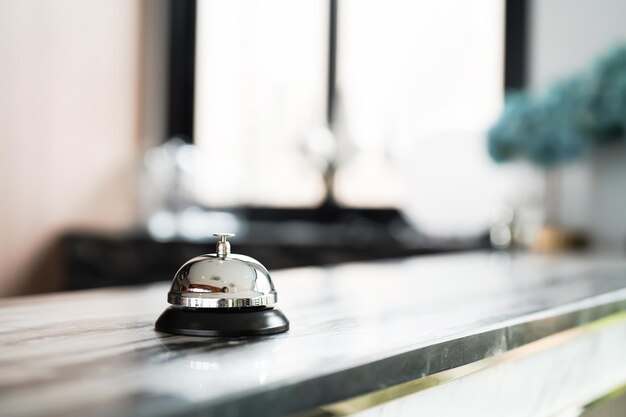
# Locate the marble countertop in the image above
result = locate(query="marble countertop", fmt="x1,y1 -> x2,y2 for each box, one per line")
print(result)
2,252 -> 626,417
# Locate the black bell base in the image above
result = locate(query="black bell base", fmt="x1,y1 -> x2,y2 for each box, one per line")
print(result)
155,306 -> 289,337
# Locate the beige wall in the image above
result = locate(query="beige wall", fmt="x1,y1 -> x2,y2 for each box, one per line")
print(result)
0,0 -> 145,295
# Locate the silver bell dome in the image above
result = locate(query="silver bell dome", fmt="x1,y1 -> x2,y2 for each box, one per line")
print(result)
167,233 -> 278,308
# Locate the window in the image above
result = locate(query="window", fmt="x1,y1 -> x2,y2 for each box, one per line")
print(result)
194,0 -> 328,207
192,0 -> 506,236
334,0 -> 506,235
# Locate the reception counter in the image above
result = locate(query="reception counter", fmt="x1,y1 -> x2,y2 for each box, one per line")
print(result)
2,252 -> 626,417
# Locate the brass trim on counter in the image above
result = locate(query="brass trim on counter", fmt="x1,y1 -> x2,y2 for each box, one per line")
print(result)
294,311 -> 626,417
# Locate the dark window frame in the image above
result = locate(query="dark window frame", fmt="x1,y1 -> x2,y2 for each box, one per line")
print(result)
166,0 -> 196,143
504,0 -> 528,91
166,0 -> 528,143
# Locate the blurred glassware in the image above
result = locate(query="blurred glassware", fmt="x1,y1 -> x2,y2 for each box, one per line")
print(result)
139,138 -> 243,242
140,137 -> 197,220
489,204 -> 514,249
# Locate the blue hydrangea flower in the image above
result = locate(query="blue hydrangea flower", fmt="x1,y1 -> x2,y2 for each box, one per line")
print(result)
488,45 -> 626,167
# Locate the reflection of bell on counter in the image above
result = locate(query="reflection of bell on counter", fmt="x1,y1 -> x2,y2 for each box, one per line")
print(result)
155,233 -> 289,336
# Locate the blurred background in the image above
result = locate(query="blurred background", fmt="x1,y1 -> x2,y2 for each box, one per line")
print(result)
1,0 -> 626,296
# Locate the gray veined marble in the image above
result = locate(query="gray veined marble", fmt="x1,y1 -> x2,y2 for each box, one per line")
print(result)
2,252 -> 626,417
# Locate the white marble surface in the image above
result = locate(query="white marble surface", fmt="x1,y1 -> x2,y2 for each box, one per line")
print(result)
352,315 -> 626,417
2,252 -> 626,417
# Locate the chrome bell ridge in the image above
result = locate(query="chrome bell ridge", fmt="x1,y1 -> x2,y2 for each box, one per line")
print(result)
167,233 -> 278,309
155,233 -> 289,337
